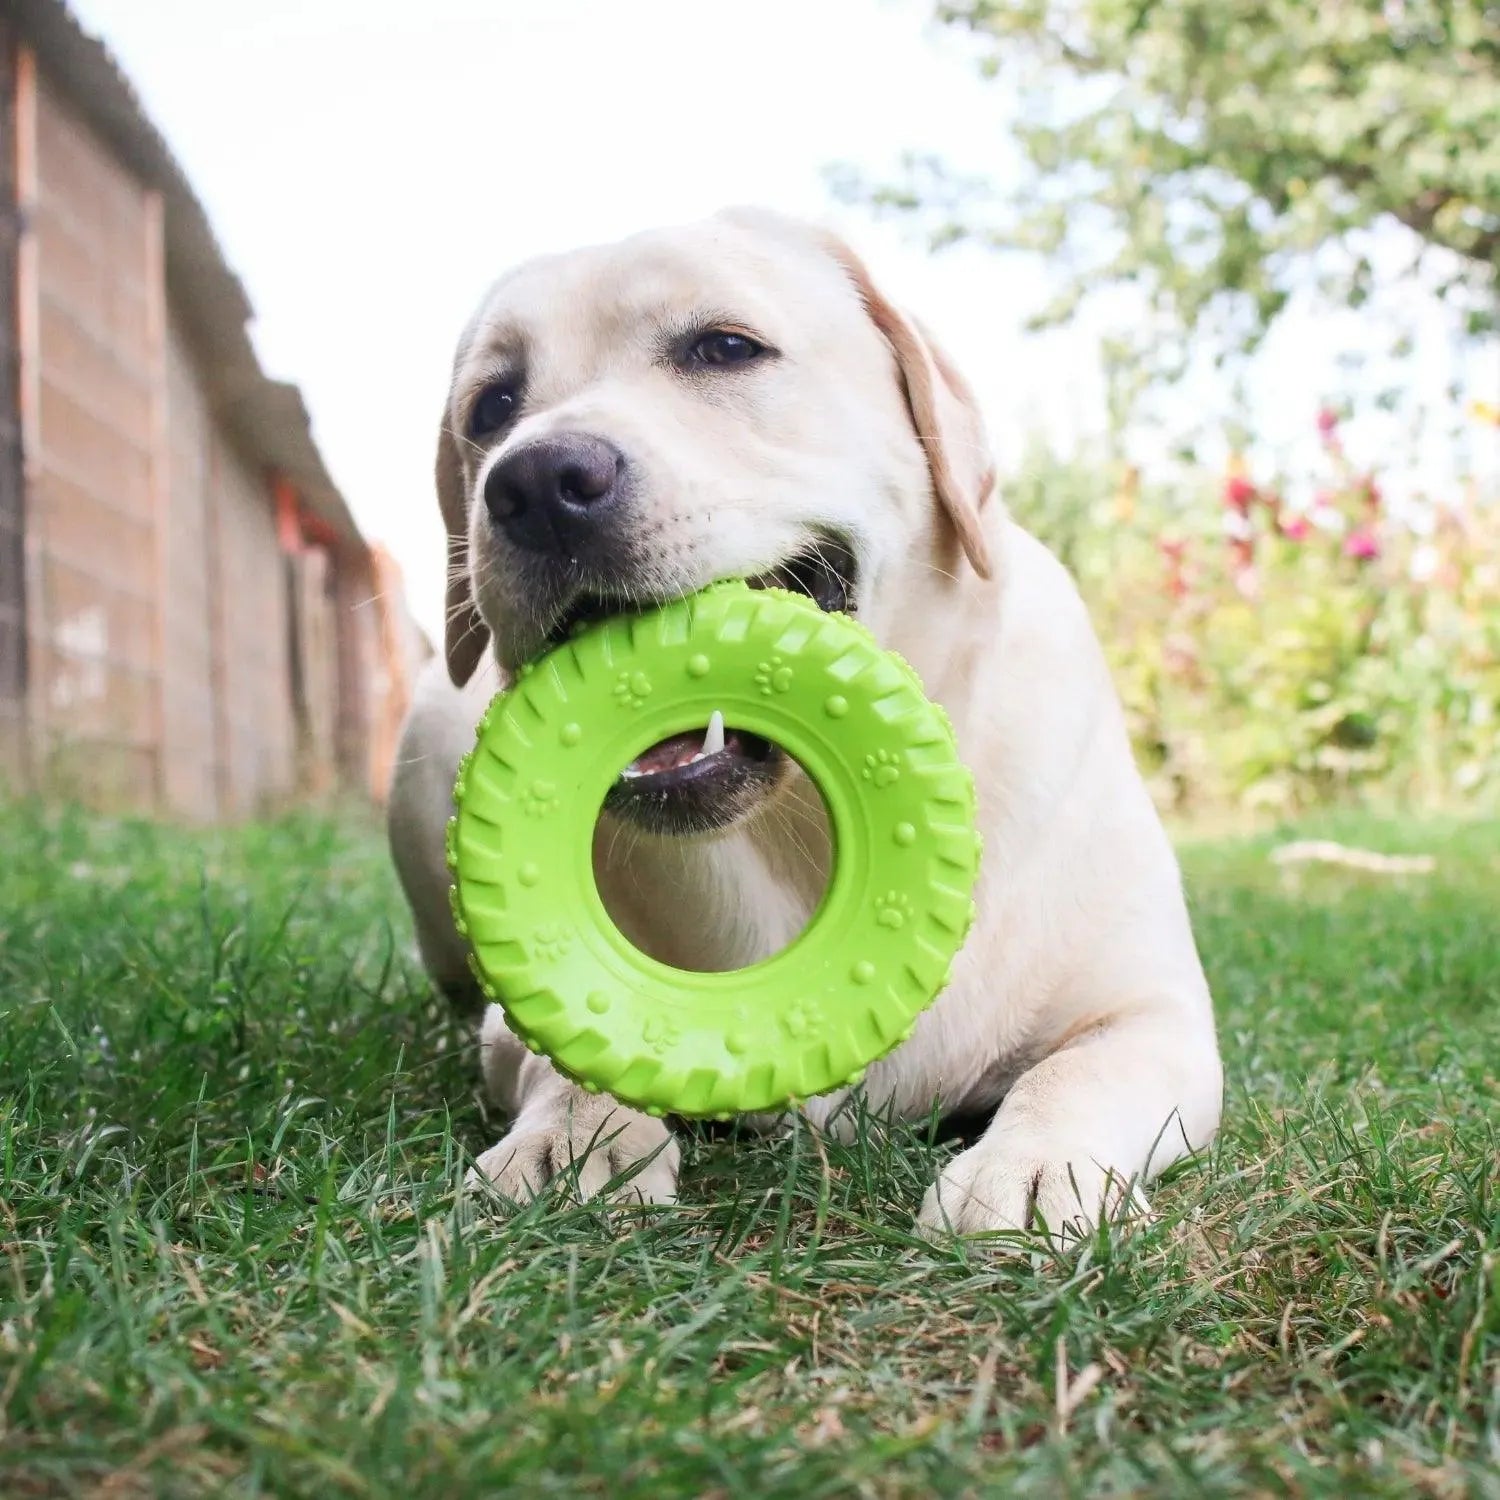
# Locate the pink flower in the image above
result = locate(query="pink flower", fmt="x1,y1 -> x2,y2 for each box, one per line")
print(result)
1316,406 -> 1340,438
1279,514 -> 1312,541
1223,475 -> 1256,514
1344,526 -> 1381,561
1159,536 -> 1189,598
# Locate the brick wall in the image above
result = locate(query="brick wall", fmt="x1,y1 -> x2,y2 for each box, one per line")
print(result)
2,43 -> 381,819
160,312 -> 220,819
26,65 -> 162,804
0,20 -> 28,777
213,437 -> 297,815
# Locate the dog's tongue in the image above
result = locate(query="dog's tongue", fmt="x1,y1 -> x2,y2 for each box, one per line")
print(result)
621,710 -> 726,779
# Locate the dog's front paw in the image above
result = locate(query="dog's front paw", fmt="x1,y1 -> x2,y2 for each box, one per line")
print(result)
916,1136 -> 1149,1247
466,1103 -> 679,1208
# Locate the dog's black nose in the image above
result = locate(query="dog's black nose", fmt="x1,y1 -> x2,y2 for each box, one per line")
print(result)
483,434 -> 623,555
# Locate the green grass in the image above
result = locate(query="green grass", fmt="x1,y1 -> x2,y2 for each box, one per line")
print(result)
1,802 -> 1496,1497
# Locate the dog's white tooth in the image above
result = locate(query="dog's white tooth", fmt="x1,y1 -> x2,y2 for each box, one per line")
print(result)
702,710 -> 725,758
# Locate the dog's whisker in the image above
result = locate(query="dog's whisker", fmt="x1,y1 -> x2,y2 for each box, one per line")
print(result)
765,798 -> 829,891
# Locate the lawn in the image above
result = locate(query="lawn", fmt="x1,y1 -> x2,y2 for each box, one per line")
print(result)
1,801 -> 1496,1497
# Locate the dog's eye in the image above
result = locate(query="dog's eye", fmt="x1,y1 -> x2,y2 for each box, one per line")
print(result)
687,331 -> 766,368
469,383 -> 518,438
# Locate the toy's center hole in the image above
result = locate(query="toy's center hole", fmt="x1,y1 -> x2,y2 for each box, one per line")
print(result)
595,731 -> 834,971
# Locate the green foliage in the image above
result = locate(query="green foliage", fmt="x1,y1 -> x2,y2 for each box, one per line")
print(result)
1008,419 -> 1500,813
851,0 -> 1500,372
1,806 -> 1497,1494
840,0 -> 1500,813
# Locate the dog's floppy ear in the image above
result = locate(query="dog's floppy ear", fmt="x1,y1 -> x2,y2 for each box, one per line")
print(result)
824,237 -> 997,580
715,210 -> 996,575
436,412 -> 489,686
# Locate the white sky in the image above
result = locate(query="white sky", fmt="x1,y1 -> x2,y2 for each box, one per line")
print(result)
68,0 -> 1499,641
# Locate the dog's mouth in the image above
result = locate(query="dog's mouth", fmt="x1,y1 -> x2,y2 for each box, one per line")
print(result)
542,537 -> 857,650
576,539 -> 857,837
602,710 -> 782,837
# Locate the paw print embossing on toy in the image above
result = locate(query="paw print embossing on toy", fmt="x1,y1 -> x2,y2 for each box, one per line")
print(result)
613,670 -> 654,709
521,778 -> 560,818
781,998 -> 824,1040
530,922 -> 574,962
642,1015 -> 682,1055
753,655 -> 794,695
861,748 -> 902,788
875,890 -> 914,931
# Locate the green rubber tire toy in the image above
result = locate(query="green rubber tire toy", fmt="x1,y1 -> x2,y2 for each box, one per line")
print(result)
447,582 -> 981,1120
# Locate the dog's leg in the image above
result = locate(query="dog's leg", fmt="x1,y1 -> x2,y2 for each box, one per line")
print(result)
387,660 -> 494,1013
916,1010 -> 1221,1244
467,1005 -> 680,1206
390,663 -> 679,1206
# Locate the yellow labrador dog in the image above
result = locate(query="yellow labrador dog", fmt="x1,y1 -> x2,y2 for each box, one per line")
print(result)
388,208 -> 1222,1240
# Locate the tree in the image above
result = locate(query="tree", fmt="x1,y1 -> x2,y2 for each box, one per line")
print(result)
847,0 -> 1500,380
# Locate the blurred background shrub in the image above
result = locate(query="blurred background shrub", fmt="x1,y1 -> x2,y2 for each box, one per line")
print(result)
1007,403 -> 1499,815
